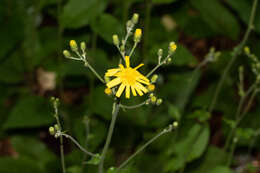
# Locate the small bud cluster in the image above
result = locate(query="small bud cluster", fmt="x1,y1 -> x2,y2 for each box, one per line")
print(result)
156,41 -> 177,65
205,47 -> 221,63
49,124 -> 61,138
63,40 -> 88,64
148,93 -> 163,106
244,46 -> 260,83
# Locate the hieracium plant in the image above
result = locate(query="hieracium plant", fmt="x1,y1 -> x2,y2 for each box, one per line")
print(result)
49,13 -> 178,173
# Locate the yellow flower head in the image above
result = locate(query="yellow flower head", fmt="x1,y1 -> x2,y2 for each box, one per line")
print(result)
105,56 -> 151,98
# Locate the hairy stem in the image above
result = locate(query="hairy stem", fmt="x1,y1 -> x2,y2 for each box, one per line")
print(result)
119,101 -> 147,109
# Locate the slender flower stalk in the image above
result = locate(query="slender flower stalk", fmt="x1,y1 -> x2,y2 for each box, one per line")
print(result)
209,0 -> 259,113
116,123 -> 178,172
60,133 -> 96,157
98,100 -> 120,173
119,100 -> 147,109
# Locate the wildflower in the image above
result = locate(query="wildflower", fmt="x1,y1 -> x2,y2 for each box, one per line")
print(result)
151,74 -> 158,83
80,42 -> 86,52
150,96 -> 157,104
49,126 -> 55,135
105,56 -> 151,98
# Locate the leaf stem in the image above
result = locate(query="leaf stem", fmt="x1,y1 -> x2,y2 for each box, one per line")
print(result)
119,101 -> 147,109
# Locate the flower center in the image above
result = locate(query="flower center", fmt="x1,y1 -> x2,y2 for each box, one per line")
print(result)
120,67 -> 138,85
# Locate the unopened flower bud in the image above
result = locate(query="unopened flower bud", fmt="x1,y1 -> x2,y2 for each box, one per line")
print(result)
169,42 -> 177,54
104,76 -> 110,83
156,98 -> 163,105
244,46 -> 250,54
104,87 -> 112,96
147,84 -> 155,92
131,13 -> 139,24
63,50 -> 71,58
134,29 -> 142,42
49,126 -> 55,136
112,34 -> 120,46
166,57 -> 172,64
150,96 -> 157,104
151,74 -> 158,83
158,49 -> 163,57
126,20 -> 132,28
54,124 -> 60,131
173,121 -> 178,128
120,45 -> 125,52
80,42 -> 86,52
70,40 -> 78,52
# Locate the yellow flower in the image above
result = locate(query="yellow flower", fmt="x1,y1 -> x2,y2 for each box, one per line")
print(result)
104,87 -> 112,95
147,84 -> 155,92
105,56 -> 150,98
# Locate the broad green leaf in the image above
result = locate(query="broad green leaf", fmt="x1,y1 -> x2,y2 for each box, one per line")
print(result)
165,123 -> 209,171
191,0 -> 240,39
190,146 -> 228,173
90,13 -> 122,43
61,0 -> 107,28
3,96 -> 54,129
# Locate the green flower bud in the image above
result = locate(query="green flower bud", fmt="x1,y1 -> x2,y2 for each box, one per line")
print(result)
158,49 -> 163,57
49,126 -> 55,136
80,42 -> 86,52
156,98 -> 163,105
112,34 -> 119,46
150,96 -> 157,104
151,74 -> 158,83
54,124 -> 60,131
244,46 -> 250,54
131,13 -> 139,24
173,121 -> 178,128
120,45 -> 125,52
126,20 -> 132,28
63,50 -> 71,58
166,57 -> 172,64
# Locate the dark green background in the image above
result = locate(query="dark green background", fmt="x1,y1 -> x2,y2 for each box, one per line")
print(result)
0,0 -> 260,172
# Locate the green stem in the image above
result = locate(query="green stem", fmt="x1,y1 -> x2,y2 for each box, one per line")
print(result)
143,0 -> 152,60
227,139 -> 237,166
60,133 -> 95,157
224,86 -> 258,151
146,54 -> 170,78
84,62 -> 105,84
116,126 -> 173,172
129,42 -> 137,58
98,100 -> 120,173
208,0 -> 258,113
119,101 -> 147,109
54,107 -> 66,173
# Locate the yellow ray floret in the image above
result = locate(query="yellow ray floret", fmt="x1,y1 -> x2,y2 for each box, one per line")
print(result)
105,56 -> 152,98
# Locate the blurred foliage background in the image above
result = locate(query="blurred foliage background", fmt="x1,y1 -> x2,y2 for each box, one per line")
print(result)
0,0 -> 260,172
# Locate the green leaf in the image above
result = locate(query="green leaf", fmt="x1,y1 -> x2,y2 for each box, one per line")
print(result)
85,154 -> 101,165
165,124 -> 209,171
90,13 -> 122,43
191,0 -> 240,39
211,166 -> 234,173
3,96 -> 54,129
152,0 -> 177,4
61,0 -> 107,28
168,104 -> 181,121
0,157 -> 43,173
189,110 -> 211,122
190,146 -> 228,173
